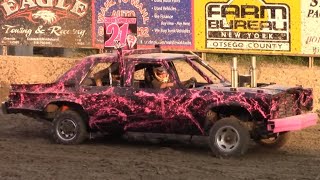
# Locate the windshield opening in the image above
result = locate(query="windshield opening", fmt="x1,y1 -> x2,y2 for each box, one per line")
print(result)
170,57 -> 225,86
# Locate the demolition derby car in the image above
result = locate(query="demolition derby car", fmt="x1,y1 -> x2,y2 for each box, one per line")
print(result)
1,46 -> 318,157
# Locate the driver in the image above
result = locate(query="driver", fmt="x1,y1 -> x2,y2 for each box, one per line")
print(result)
152,66 -> 175,89
152,66 -> 196,89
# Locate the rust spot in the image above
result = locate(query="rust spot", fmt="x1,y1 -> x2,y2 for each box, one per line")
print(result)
46,104 -> 59,113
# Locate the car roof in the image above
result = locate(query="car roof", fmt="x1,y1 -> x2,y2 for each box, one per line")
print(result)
125,53 -> 188,62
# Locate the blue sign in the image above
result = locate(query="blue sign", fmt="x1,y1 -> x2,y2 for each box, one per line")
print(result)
93,0 -> 194,50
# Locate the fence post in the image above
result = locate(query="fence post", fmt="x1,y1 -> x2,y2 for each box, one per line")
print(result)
250,56 -> 257,87
231,57 -> 238,88
309,57 -> 314,68
201,52 -> 207,61
2,45 -> 8,56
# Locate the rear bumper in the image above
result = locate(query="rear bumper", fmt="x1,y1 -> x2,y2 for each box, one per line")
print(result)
268,113 -> 318,133
1,101 -> 8,114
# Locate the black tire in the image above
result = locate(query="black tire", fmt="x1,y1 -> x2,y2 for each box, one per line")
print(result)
52,110 -> 88,145
256,132 -> 290,149
209,117 -> 250,157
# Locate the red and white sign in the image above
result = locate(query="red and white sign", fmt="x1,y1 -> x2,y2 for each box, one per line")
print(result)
104,17 -> 137,49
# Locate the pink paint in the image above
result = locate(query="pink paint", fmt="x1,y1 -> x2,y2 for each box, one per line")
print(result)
2,47 -> 317,140
268,113 -> 318,133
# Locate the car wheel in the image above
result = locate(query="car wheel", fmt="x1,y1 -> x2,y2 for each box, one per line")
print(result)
209,117 -> 250,157
52,110 -> 88,144
256,132 -> 290,149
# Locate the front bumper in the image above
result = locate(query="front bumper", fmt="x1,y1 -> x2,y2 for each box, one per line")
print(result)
1,101 -> 8,114
267,113 -> 318,133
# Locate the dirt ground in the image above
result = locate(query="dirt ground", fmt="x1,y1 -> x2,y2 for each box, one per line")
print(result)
0,55 -> 320,179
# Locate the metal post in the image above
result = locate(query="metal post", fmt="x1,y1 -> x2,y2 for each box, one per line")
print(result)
3,45 -> 8,55
189,51 -> 204,61
250,56 -> 257,87
309,57 -> 314,68
231,57 -> 238,88
201,52 -> 207,61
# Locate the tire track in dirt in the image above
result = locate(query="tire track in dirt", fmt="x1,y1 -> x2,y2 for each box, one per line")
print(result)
1,56 -> 320,179
0,114 -> 320,180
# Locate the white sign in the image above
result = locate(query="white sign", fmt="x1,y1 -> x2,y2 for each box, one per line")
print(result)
205,0 -> 290,51
301,0 -> 320,55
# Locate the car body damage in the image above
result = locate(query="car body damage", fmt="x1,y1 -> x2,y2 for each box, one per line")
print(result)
2,46 -> 317,157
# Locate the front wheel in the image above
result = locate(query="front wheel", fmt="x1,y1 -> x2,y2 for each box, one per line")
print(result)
209,117 -> 250,157
52,110 -> 88,144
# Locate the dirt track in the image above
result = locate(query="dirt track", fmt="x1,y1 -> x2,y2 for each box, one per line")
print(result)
0,112 -> 320,179
1,56 -> 320,179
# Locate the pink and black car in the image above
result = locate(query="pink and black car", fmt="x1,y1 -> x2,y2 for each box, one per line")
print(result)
1,47 -> 318,157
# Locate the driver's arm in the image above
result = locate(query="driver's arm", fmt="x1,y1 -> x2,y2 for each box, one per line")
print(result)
152,79 -> 174,89
181,77 -> 197,87
159,82 -> 174,89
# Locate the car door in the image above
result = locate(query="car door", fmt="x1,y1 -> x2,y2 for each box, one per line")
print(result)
79,62 -> 131,133
162,59 -> 212,135
123,62 -> 168,133
162,88 -> 196,134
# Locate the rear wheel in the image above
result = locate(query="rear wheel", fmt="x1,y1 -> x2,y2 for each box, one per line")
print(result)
52,110 -> 88,144
256,132 -> 290,149
209,117 -> 250,157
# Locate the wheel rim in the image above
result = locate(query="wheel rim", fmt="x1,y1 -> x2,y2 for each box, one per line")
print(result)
215,125 -> 240,152
56,118 -> 77,141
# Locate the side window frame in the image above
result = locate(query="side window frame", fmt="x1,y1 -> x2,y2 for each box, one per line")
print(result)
80,61 -> 120,87
169,57 -> 214,85
129,61 -> 172,89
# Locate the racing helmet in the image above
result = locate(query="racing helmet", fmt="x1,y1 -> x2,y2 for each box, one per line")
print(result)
153,66 -> 169,83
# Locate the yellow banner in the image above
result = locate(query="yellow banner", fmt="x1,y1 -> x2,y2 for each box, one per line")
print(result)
194,0 -> 304,55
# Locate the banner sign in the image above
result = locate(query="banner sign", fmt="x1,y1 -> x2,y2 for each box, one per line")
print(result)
301,0 -> 320,55
0,0 -> 319,56
0,0 -> 92,48
205,1 -> 290,51
93,0 -> 194,50
194,0 -> 319,56
104,17 -> 137,49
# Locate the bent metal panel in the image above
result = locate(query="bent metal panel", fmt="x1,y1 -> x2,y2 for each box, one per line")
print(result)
0,0 -> 93,48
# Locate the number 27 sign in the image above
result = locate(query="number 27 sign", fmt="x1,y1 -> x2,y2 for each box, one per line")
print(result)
104,17 -> 137,49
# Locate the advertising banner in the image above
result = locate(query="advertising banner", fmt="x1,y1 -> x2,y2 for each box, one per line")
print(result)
301,0 -> 320,55
194,0 -> 303,55
0,0 -> 319,56
205,1 -> 290,51
104,17 -> 138,49
0,0 -> 93,48
93,0 -> 194,50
